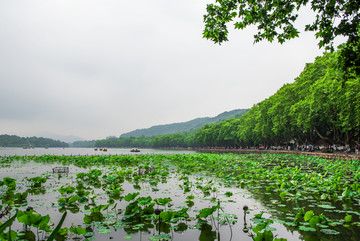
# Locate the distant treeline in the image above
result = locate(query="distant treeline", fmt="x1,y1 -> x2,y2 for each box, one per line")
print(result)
93,50 -> 359,148
71,140 -> 96,148
94,119 -> 244,148
95,133 -> 198,148
0,134 -> 69,148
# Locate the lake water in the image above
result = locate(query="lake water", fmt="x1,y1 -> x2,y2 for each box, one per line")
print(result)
1,149 -> 359,240
0,147 -> 198,156
0,155 -> 299,241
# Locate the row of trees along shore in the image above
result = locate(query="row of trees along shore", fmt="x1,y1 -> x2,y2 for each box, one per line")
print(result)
95,50 -> 359,149
0,135 -> 69,148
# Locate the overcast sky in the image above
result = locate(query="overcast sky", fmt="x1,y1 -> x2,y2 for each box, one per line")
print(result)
0,0 -> 343,140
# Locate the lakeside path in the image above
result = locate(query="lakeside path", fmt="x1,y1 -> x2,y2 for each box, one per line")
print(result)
197,148 -> 360,161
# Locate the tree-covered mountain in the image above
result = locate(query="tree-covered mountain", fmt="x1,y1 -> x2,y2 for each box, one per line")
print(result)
120,109 -> 248,138
0,134 -> 69,148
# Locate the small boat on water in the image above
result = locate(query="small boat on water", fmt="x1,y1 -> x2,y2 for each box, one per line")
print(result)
130,149 -> 140,153
95,148 -> 107,152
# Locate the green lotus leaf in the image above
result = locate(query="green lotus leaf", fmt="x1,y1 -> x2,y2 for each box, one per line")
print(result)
149,234 -> 171,240
320,229 -> 340,235
304,211 -> 314,221
299,226 -> 316,232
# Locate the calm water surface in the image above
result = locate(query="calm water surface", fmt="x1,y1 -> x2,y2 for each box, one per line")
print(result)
0,147 -> 198,156
0,159 -> 299,241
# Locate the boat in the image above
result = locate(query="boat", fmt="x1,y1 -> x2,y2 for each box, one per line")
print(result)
130,149 -> 140,153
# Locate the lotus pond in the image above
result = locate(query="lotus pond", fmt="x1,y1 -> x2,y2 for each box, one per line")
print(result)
0,153 -> 359,241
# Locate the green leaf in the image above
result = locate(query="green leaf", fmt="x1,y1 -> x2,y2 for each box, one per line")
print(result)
304,210 -> 314,221
68,195 -> 80,204
17,210 -> 30,226
225,191 -> 233,197
137,196 -> 153,206
197,206 -> 217,219
280,192 -> 287,198
70,226 -> 86,235
28,210 -> 42,226
299,226 -> 316,232
98,228 -> 111,234
254,211 -> 265,218
124,192 -> 139,202
186,195 -> 194,200
83,215 -> 92,224
1,230 -> 17,241
344,214 -> 352,223
263,230 -> 274,241
47,211 -> 67,241
320,229 -> 340,235
160,211 -> 174,222
58,227 -> 68,236
149,234 -> 171,240
309,215 -> 320,227
155,197 -> 171,206
0,210 -> 18,233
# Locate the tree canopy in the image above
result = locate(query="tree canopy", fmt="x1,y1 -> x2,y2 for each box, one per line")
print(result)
203,0 -> 360,74
94,50 -> 359,149
196,50 -> 360,147
0,135 -> 69,148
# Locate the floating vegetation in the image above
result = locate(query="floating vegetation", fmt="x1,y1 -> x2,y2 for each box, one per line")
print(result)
0,153 -> 359,240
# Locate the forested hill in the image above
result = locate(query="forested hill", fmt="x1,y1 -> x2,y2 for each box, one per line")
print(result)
120,109 -> 248,137
0,134 -> 69,148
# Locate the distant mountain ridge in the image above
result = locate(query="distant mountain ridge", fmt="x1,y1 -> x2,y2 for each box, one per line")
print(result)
36,131 -> 85,143
120,109 -> 248,138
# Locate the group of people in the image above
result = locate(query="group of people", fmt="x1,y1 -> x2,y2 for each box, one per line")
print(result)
256,144 -> 360,154
304,144 -> 360,154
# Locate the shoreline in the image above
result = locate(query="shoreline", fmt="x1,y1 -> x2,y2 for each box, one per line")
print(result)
196,148 -> 360,161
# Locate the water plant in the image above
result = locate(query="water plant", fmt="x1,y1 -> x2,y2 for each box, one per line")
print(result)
1,153 -> 359,240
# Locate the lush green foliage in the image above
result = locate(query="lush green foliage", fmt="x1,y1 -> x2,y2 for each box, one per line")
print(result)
193,50 -> 360,147
0,134 -> 68,148
71,140 -> 96,148
203,0 -> 360,74
95,132 -> 199,148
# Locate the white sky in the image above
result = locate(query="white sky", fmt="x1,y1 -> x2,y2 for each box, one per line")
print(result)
0,0 -> 344,140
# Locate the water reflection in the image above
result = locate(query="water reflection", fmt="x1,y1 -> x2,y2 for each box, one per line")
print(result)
199,223 -> 217,241
243,205 -> 249,233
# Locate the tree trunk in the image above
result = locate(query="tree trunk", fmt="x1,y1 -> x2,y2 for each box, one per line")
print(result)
314,127 -> 334,144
